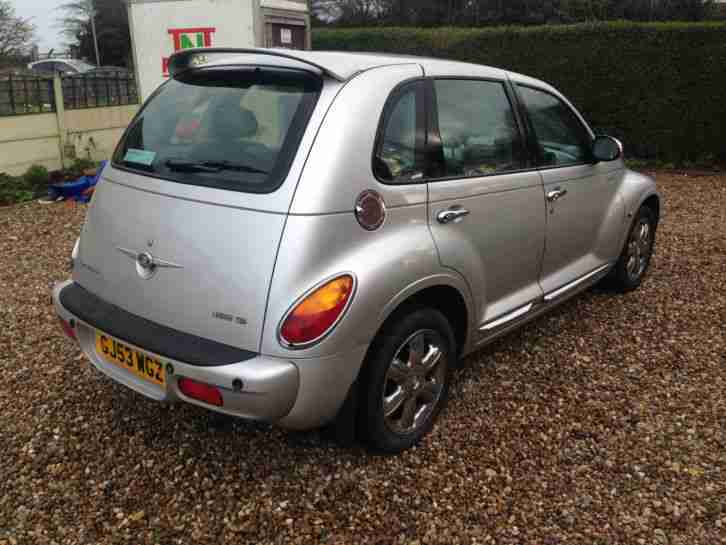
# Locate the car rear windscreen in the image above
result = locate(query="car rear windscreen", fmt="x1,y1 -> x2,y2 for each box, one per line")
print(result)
113,67 -> 322,194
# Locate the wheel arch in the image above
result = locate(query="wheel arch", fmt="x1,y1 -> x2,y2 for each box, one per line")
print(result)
329,275 -> 473,439
617,169 -> 660,251
641,193 -> 661,226
376,275 -> 474,360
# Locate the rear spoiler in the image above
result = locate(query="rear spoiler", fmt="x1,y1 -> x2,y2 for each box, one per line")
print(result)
167,48 -> 346,82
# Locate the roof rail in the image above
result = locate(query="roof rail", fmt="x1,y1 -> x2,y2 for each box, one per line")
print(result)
167,48 -> 346,81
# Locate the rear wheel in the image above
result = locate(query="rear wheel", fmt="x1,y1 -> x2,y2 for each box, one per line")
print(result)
612,206 -> 656,291
358,308 -> 455,453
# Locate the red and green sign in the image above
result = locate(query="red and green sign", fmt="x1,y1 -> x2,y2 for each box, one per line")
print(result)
162,27 -> 216,76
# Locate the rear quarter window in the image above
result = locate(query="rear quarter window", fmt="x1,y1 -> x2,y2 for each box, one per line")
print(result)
113,67 -> 321,194
373,80 -> 426,184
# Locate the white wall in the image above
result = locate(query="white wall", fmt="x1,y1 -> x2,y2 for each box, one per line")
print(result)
0,105 -> 138,176
127,0 -> 257,101
0,113 -> 60,174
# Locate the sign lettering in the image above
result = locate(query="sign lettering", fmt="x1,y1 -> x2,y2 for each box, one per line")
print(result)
162,27 -> 216,77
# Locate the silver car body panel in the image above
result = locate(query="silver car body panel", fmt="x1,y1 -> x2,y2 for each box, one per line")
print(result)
264,206 -> 447,357
428,171 -> 547,329
537,161 -> 626,296
54,49 -> 659,429
421,58 -> 508,80
74,176 -> 286,351
289,63 -> 425,214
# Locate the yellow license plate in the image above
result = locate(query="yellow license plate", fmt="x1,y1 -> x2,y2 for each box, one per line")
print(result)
95,332 -> 166,388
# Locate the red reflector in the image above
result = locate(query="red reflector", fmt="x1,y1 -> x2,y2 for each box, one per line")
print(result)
178,377 -> 223,407
59,318 -> 77,340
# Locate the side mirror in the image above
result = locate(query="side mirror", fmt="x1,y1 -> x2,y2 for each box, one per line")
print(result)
592,135 -> 623,162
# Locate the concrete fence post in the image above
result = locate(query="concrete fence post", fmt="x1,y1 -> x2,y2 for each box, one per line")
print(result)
52,74 -> 67,169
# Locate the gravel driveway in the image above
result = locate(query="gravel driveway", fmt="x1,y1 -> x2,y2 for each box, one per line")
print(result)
1,171 -> 724,545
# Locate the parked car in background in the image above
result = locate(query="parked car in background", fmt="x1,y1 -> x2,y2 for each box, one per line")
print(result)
53,48 -> 660,453
28,59 -> 96,75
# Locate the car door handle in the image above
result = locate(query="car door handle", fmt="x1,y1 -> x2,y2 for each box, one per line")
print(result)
546,188 -> 568,202
437,207 -> 470,224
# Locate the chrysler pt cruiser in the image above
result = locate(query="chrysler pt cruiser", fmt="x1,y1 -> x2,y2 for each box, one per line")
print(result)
53,48 -> 660,453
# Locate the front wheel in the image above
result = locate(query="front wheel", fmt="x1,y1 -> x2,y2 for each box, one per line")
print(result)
358,308 -> 455,453
612,206 -> 657,291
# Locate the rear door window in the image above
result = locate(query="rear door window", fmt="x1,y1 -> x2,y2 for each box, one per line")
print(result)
113,67 -> 321,194
433,79 -> 526,178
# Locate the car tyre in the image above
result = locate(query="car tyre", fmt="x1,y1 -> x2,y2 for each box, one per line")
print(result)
611,205 -> 657,292
358,307 -> 455,453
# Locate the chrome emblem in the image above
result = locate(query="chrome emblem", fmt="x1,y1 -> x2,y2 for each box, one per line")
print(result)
137,252 -> 154,271
117,247 -> 183,279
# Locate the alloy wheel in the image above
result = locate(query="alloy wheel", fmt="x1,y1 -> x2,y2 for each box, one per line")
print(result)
626,217 -> 653,281
382,329 -> 448,435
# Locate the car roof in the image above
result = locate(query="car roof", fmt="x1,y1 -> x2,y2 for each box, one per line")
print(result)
167,47 -> 554,92
28,59 -> 96,72
29,59 -> 73,66
269,49 -> 477,79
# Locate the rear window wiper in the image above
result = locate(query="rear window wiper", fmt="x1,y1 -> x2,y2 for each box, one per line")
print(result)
165,159 -> 268,174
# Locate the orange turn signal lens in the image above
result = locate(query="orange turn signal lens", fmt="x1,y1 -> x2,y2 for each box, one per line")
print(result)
280,275 -> 354,346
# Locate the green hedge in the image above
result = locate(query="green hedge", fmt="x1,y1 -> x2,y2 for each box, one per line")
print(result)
314,22 -> 726,162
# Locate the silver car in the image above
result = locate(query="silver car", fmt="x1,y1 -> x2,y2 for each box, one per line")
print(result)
53,48 -> 660,453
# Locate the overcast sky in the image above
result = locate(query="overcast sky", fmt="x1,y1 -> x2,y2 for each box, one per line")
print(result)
14,0 -> 65,52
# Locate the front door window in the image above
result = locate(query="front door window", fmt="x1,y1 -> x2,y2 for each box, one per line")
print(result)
516,85 -> 592,167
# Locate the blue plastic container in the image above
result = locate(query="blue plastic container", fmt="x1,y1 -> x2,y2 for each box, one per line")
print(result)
48,160 -> 107,202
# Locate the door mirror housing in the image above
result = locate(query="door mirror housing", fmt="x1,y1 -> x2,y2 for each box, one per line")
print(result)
592,135 -> 623,162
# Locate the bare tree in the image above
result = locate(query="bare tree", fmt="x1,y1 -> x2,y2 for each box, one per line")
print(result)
0,0 -> 36,60
58,0 -> 131,66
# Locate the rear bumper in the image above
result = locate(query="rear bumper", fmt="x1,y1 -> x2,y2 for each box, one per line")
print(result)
52,281 -> 368,429
58,281 -> 257,366
53,280 -> 298,423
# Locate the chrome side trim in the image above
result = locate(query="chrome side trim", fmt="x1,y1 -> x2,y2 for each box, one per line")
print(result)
543,263 -> 611,302
480,302 -> 534,332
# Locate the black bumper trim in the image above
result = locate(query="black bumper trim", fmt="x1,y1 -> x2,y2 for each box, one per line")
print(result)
59,283 -> 257,367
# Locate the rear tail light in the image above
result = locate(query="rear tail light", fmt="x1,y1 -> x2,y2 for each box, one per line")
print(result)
178,377 -> 223,407
279,275 -> 355,347
59,318 -> 77,340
